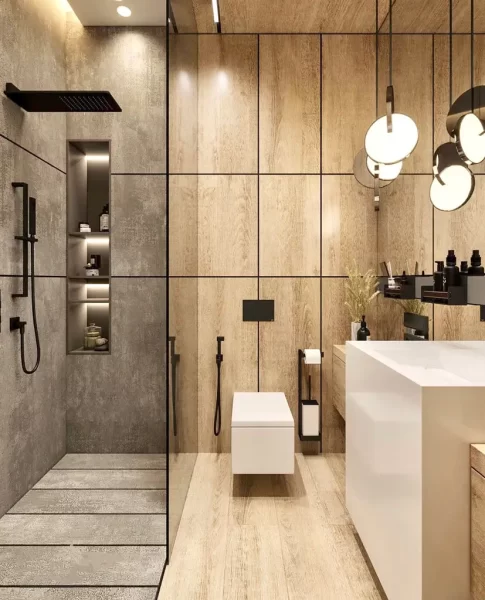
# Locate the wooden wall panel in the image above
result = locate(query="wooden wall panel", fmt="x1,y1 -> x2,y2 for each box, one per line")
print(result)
169,175 -> 198,276
198,279 -> 258,452
378,175 -> 433,276
260,35 -> 320,174
472,468 -> 485,600
434,178 -> 485,267
322,35 -> 376,174
322,176 -> 377,276
169,35 -> 198,173
321,279 -> 378,452
169,278 -> 198,452
259,278 -> 321,453
380,0 -> 472,33
434,305 -> 485,341
195,0 -> 376,33
260,176 -> 320,276
198,176 -> 258,276
198,36 -> 258,173
378,36 -> 433,174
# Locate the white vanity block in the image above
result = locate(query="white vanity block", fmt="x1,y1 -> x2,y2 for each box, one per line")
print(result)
346,341 -> 485,600
232,392 -> 294,475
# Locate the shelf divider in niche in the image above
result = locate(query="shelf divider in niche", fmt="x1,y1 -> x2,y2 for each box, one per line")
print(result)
66,139 -> 112,356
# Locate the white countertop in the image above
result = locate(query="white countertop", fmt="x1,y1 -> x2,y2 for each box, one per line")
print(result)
347,341 -> 485,387
232,392 -> 294,427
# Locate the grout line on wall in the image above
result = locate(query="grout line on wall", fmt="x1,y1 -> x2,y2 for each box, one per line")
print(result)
319,33 -> 324,454
432,34 -> 436,341
0,134 -> 66,175
174,32 -> 482,36
257,34 -> 261,392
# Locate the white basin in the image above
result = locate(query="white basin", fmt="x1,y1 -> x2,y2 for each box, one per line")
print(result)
346,341 -> 485,600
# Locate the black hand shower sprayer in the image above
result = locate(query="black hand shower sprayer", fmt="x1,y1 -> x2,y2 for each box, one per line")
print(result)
10,182 -> 41,375
214,336 -> 224,436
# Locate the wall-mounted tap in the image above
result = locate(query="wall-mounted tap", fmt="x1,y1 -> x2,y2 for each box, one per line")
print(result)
214,336 -> 224,436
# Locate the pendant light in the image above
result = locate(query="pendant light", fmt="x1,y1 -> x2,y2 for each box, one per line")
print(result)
454,0 -> 485,165
366,156 -> 402,181
430,0 -> 475,212
364,0 -> 419,166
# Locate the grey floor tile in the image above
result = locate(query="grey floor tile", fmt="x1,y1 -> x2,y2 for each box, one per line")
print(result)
0,589 -> 156,600
0,546 -> 166,585
0,514 -> 166,545
34,470 -> 166,490
8,490 -> 166,514
54,454 -> 166,470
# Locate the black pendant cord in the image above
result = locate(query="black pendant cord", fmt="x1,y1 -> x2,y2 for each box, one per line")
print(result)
389,0 -> 393,88
471,0 -> 475,114
449,0 -> 453,111
20,242 -> 41,375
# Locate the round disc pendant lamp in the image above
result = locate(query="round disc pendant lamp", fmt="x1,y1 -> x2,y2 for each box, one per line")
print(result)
366,156 -> 402,181
364,0 -> 419,166
430,0 -> 475,212
430,143 -> 475,211
453,0 -> 485,165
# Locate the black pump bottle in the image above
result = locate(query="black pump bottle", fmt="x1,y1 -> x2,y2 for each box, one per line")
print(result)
443,250 -> 460,291
357,316 -> 371,341
434,261 -> 444,292
469,250 -> 485,276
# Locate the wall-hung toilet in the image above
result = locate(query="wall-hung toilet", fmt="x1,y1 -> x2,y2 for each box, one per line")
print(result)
231,392 -> 294,475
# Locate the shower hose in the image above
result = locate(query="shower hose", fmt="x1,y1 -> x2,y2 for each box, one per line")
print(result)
214,336 -> 224,436
214,357 -> 222,436
20,242 -> 41,374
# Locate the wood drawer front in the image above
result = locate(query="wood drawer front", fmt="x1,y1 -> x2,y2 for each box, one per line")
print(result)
472,468 -> 485,599
333,356 -> 345,420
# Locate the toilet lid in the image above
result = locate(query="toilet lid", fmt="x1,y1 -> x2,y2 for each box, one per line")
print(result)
232,392 -> 294,427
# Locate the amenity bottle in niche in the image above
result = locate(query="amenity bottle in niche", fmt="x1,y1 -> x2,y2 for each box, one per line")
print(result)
100,204 -> 109,232
434,261 -> 444,291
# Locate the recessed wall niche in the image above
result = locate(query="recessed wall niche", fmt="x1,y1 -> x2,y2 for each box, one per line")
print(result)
67,140 -> 111,354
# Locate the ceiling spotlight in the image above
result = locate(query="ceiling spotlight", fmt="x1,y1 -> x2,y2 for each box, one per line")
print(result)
430,143 -> 475,211
117,6 -> 132,17
366,156 -> 403,182
212,0 -> 220,23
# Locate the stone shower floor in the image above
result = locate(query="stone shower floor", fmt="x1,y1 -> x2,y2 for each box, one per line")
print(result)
0,454 -> 167,599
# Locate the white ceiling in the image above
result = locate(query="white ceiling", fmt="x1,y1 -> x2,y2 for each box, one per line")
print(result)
68,0 -> 166,26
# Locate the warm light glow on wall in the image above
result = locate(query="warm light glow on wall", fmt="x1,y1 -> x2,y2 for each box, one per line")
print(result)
86,155 -> 110,162
61,0 -> 73,12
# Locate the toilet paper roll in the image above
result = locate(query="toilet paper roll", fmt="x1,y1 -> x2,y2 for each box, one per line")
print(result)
304,349 -> 322,365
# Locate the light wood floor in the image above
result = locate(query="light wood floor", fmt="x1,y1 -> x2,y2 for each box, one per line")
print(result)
159,453 -> 386,600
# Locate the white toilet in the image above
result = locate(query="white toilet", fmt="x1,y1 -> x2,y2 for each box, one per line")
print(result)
231,392 -> 294,475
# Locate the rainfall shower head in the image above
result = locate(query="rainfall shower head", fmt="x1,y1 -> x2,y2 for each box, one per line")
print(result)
4,83 -> 122,113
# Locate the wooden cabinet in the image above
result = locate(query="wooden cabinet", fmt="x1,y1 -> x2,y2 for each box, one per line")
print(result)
332,345 -> 346,420
472,445 -> 485,599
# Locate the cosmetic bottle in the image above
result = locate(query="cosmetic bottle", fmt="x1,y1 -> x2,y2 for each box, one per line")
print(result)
434,261 -> 444,292
461,261 -> 468,274
84,323 -> 101,350
469,250 -> 485,276
443,250 -> 460,291
100,204 -> 109,232
357,316 -> 371,341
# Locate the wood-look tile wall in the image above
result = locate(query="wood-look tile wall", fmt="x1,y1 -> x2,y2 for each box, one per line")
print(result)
170,32 -> 485,453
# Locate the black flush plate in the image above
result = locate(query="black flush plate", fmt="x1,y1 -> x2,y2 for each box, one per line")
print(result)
243,300 -> 274,322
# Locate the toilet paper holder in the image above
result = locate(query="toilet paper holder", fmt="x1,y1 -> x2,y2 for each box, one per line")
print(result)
298,349 -> 323,443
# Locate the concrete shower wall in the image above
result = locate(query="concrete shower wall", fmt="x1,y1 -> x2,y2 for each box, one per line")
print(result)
65,18 -> 167,452
0,0 -> 67,517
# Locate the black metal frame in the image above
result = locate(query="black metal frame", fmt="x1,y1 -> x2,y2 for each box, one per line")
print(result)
11,182 -> 32,298
297,349 -> 323,443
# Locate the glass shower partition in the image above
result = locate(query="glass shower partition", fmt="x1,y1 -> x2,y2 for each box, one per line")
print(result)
166,0 -> 199,559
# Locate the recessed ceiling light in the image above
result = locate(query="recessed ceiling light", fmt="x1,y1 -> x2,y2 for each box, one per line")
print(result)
212,0 -> 220,23
117,6 -> 132,17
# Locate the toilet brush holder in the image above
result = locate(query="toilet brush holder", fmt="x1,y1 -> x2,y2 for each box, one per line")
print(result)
298,349 -> 323,442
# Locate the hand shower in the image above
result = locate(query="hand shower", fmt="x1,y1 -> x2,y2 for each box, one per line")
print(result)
10,183 -> 41,375
214,336 -> 224,436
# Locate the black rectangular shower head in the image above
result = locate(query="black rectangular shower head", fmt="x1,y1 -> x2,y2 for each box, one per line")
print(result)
4,83 -> 122,113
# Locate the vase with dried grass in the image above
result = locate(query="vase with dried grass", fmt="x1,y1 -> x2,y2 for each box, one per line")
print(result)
345,262 -> 380,341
